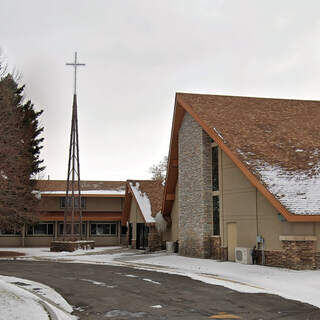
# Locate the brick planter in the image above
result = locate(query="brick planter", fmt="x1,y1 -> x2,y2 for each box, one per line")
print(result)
50,240 -> 95,252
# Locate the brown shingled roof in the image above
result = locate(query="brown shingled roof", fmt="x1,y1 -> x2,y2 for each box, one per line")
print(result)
178,93 -> 320,173
35,180 -> 126,192
122,180 -> 164,225
163,92 -> 320,222
130,180 -> 164,218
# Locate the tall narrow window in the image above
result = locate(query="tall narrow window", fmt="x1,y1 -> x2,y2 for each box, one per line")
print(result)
213,196 -> 220,235
212,146 -> 219,191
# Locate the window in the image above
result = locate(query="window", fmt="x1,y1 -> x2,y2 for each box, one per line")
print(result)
213,196 -> 220,235
0,228 -> 21,236
27,223 -> 54,236
121,226 -> 127,235
58,223 -> 86,236
90,223 -> 117,236
60,197 -> 86,209
212,146 -> 219,191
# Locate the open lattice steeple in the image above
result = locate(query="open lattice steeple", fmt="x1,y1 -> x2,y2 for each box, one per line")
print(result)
64,52 -> 85,238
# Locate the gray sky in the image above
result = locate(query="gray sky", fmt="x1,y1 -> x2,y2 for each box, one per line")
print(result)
1,1 -> 320,181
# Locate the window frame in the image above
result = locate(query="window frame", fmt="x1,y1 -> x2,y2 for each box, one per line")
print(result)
26,222 -> 54,237
213,195 -> 220,236
0,228 -> 21,237
90,222 -> 117,236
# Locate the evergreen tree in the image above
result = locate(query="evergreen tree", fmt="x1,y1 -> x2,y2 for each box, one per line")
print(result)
0,72 -> 44,231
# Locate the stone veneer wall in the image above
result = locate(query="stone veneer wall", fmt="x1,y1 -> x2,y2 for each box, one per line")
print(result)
148,226 -> 161,251
281,239 -> 317,270
210,236 -> 227,261
178,113 -> 213,258
256,238 -> 318,270
256,250 -> 284,268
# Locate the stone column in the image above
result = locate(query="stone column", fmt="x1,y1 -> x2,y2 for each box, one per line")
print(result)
178,113 -> 213,258
148,226 -> 161,251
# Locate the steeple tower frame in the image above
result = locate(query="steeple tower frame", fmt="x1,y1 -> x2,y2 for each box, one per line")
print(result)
64,52 -> 85,239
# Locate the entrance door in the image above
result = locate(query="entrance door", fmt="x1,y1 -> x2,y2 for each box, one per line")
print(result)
136,223 -> 149,249
227,223 -> 237,261
128,223 -> 132,245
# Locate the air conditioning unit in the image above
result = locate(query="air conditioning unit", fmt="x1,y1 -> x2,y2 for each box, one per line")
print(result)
235,247 -> 252,264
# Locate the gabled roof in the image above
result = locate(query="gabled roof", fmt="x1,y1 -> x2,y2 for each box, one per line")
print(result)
122,180 -> 164,226
36,180 -> 126,197
163,92 -> 320,222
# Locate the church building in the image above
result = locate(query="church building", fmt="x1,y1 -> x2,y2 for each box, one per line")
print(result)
162,92 -> 320,270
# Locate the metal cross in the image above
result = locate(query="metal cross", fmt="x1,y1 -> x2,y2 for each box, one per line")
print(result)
66,52 -> 85,95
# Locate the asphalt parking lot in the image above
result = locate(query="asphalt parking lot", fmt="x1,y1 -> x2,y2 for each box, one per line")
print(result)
0,260 -> 319,320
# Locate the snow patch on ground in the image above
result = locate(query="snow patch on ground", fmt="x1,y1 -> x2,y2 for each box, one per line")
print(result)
0,275 -> 76,320
142,278 -> 161,285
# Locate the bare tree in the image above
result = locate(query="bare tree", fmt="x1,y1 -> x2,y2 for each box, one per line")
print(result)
149,156 -> 168,183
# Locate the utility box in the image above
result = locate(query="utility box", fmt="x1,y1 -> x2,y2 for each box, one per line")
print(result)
235,247 -> 252,264
166,241 -> 174,253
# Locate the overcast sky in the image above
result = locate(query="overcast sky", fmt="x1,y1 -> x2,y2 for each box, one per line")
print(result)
1,1 -> 320,181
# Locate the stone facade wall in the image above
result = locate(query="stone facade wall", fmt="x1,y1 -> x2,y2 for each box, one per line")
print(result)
256,250 -> 284,268
316,252 -> 320,269
282,240 -> 317,270
210,236 -> 228,261
178,113 -> 213,258
148,226 -> 161,251
255,240 -> 318,270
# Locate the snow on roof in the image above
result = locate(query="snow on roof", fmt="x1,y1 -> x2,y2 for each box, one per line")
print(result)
41,189 -> 125,195
252,161 -> 320,215
129,182 -> 155,223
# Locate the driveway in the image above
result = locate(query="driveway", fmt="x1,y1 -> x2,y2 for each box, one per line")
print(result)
0,260 -> 319,319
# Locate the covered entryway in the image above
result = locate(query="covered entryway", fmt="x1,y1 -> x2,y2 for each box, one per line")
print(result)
227,222 -> 237,261
128,223 -> 133,246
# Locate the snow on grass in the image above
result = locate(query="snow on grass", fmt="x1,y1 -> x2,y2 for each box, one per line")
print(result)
129,182 -> 155,223
0,276 -> 77,320
1,275 -> 72,313
0,280 -> 48,320
0,246 -> 121,259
